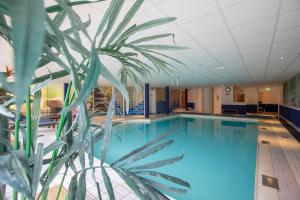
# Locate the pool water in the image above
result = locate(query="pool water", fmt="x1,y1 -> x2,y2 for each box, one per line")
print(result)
94,116 -> 258,200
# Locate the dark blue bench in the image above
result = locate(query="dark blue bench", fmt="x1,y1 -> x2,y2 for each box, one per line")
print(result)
10,117 -> 57,129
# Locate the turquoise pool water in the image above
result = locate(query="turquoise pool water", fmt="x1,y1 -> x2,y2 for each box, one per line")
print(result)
94,116 -> 258,200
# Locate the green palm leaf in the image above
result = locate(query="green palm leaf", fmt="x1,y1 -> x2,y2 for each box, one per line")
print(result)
61,47 -> 101,113
10,0 -> 45,115
128,33 -> 174,45
46,0 -> 104,13
113,17 -> 177,45
99,0 -> 125,47
106,0 -> 144,45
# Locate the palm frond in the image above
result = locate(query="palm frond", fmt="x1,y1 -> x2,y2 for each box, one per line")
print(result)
0,1 -> 191,200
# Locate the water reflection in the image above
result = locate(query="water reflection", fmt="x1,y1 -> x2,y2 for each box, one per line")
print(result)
97,117 -> 258,200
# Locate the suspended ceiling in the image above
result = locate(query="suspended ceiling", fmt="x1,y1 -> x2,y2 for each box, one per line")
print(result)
1,0 -> 300,87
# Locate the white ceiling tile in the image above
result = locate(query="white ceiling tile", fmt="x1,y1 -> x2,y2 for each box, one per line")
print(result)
195,31 -> 233,49
182,12 -> 227,38
243,52 -> 269,65
277,9 -> 300,30
157,0 -> 217,24
4,0 -> 300,87
223,0 -> 280,27
217,0 -> 248,9
274,26 -> 300,43
237,34 -> 272,50
231,17 -> 276,40
281,0 -> 300,13
273,38 -> 300,51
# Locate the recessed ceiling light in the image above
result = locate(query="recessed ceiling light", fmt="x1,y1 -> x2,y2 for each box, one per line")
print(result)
213,66 -> 225,70
265,87 -> 271,91
280,56 -> 284,61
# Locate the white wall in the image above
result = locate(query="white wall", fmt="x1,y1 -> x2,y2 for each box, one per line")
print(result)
195,88 -> 203,112
185,84 -> 283,114
188,89 -> 195,102
213,86 -> 222,114
245,87 -> 258,104
221,86 -> 245,105
258,84 -> 283,104
149,88 -> 156,113
202,87 -> 213,113
219,84 -> 282,106
188,88 -> 203,112
221,85 -> 259,105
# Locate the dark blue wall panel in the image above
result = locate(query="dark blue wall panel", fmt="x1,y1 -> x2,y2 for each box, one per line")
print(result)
187,102 -> 195,110
156,101 -> 167,114
259,104 -> 278,112
222,105 -> 246,115
280,105 -> 300,129
63,83 -> 69,99
165,86 -> 170,115
185,89 -> 188,110
144,83 -> 149,118
246,104 -> 257,113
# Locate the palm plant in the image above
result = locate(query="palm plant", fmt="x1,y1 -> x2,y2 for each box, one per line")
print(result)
0,0 -> 189,200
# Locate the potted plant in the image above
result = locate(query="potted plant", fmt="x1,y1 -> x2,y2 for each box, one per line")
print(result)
0,0 -> 190,199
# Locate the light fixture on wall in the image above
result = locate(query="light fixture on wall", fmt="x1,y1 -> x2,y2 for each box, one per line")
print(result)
265,87 -> 271,91
280,56 -> 284,61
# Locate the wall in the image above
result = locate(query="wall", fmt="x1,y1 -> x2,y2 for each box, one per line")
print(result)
150,88 -> 156,114
283,72 -> 300,108
213,86 -> 222,114
41,83 -> 64,109
195,88 -> 203,112
156,88 -> 165,101
221,85 -> 245,105
187,88 -> 203,112
219,84 -> 282,114
170,89 -> 180,107
155,87 -> 168,114
281,72 -> 300,129
258,86 -> 280,104
245,87 -> 258,104
202,87 -> 213,113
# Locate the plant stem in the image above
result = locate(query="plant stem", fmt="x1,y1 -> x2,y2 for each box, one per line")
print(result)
55,166 -> 68,200
41,81 -> 72,200
14,115 -> 20,149
13,114 -> 20,200
22,88 -> 32,200
25,88 -> 31,158
0,190 -> 3,200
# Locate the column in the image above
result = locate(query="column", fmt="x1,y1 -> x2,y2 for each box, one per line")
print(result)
144,83 -> 150,118
63,83 -> 69,99
165,86 -> 170,115
185,89 -> 188,110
